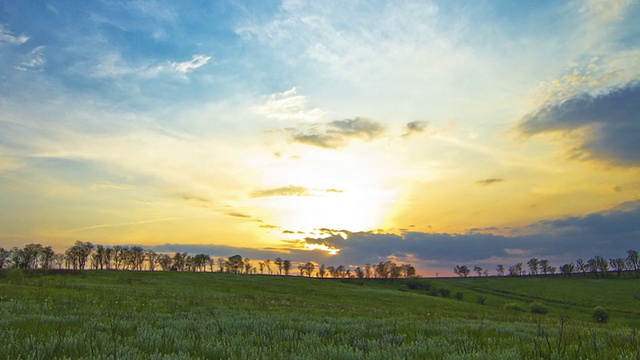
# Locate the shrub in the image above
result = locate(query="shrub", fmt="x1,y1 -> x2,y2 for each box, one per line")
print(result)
503,302 -> 527,312
530,302 -> 548,314
398,285 -> 409,292
404,279 -> 430,291
454,292 -> 464,301
592,306 -> 609,323
439,288 -> 451,298
477,295 -> 486,305
428,289 -> 439,297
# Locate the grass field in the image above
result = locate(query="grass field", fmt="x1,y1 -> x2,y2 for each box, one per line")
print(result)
1,270 -> 639,359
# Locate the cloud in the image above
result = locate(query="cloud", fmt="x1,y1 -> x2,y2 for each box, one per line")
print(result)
476,178 -> 504,186
170,54 -> 211,73
227,212 -> 252,218
291,117 -> 386,149
401,121 -> 428,137
256,87 -> 325,121
289,201 -> 640,273
517,82 -> 640,166
0,24 -> 29,45
15,46 -> 46,72
251,185 -> 310,198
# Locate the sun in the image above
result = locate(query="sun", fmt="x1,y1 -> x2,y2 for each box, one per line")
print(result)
249,144 -> 401,234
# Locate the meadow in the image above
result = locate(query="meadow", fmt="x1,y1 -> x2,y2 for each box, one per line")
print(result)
1,269 -> 639,359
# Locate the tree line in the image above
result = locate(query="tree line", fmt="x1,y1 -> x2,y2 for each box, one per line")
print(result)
0,241 -> 417,279
453,249 -> 640,278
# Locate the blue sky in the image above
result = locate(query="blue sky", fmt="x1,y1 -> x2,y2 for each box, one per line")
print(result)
1,0 -> 639,275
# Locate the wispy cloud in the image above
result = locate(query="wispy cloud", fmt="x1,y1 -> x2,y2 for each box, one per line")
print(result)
476,178 -> 504,186
291,117 -> 386,149
256,87 -> 325,121
401,121 -> 428,137
15,46 -> 46,72
0,24 -> 29,45
171,54 -> 211,73
251,185 -> 310,198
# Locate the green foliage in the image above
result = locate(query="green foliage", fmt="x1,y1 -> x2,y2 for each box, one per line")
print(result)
439,288 -> 451,298
530,302 -> 549,315
477,295 -> 487,305
454,292 -> 464,301
592,306 -> 609,323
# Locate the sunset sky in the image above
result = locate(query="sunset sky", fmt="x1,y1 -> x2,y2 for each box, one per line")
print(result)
1,0 -> 639,275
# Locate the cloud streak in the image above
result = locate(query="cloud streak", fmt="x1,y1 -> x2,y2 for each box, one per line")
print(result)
171,54 -> 211,73
290,117 -> 386,149
0,24 -> 29,45
251,185 -> 310,198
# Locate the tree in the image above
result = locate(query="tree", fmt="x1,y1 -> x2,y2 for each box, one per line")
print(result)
453,265 -> 470,278
354,266 -> 364,279
527,258 -> 539,276
129,246 -> 145,271
560,263 -> 575,276
274,258 -> 284,275
146,250 -> 159,271
258,261 -> 266,274
473,266 -> 483,277
283,259 -> 292,275
66,241 -> 93,270
626,250 -> 639,276
265,259 -> 272,275
0,248 -> 9,269
157,254 -> 173,271
496,264 -> 505,276
39,246 -> 55,270
173,252 -> 187,271
609,258 -> 626,276
539,259 -> 550,275
576,258 -> 587,276
364,263 -> 372,278
318,264 -> 326,278
193,254 -> 210,272
243,258 -> 252,274
303,262 -> 315,277
227,255 -> 244,274
113,246 -> 126,270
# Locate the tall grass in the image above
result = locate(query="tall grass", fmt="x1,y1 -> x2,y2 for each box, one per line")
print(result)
1,270 -> 638,359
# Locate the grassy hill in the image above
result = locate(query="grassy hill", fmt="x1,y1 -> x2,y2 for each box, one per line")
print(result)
1,270 -> 639,359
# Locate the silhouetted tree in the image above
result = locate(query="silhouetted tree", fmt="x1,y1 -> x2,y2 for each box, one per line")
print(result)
576,258 -> 587,276
627,250 -> 639,276
560,263 -> 575,276
453,265 -> 470,277
157,254 -> 173,271
283,259 -> 292,275
318,264 -> 326,278
496,264 -> 505,276
527,258 -> 539,276
473,266 -> 483,277
146,250 -> 159,271
274,258 -> 284,275
609,258 -> 626,276
227,255 -> 243,274
539,259 -> 550,275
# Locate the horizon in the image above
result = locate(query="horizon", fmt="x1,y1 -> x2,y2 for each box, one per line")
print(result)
1,1 -> 639,277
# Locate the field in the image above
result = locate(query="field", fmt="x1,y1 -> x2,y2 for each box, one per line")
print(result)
1,270 -> 639,359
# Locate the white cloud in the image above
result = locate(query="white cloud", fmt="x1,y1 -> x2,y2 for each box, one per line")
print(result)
255,87 -> 325,121
171,54 -> 212,73
15,46 -> 46,72
0,24 -> 29,45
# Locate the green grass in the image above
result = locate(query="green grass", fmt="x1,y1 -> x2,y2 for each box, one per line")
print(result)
1,270 -> 639,359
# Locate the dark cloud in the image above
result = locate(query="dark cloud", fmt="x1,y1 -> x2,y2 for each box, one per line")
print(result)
251,185 -> 310,198
401,121 -> 428,137
295,201 -> 640,273
291,117 -> 386,149
517,82 -> 640,166
147,202 -> 640,276
476,178 -> 504,186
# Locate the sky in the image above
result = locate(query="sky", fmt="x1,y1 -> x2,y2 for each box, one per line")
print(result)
1,0 -> 639,276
